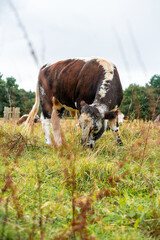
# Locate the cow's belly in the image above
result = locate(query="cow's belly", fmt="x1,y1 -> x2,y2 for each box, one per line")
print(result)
63,105 -> 76,112
53,97 -> 78,116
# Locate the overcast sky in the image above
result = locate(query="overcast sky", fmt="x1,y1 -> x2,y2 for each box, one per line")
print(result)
0,0 -> 160,91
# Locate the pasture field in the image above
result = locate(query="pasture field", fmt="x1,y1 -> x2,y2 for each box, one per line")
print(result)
0,119 -> 160,240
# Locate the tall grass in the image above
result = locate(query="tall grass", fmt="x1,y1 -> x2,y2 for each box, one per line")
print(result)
0,118 -> 160,239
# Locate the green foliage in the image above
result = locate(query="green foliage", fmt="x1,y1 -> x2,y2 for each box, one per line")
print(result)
120,84 -> 150,120
148,75 -> 160,115
149,74 -> 160,89
0,75 -> 8,115
120,75 -> 160,120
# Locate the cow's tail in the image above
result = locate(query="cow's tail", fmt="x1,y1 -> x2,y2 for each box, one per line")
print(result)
24,83 -> 40,134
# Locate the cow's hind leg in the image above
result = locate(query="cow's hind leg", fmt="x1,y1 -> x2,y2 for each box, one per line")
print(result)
108,118 -> 123,145
41,103 -> 53,145
51,97 -> 65,146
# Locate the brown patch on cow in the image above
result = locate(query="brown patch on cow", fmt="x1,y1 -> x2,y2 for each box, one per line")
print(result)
70,110 -> 77,118
53,97 -> 63,110
104,111 -> 118,120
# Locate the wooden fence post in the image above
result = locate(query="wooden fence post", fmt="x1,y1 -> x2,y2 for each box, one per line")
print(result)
3,107 -> 20,122
12,107 -> 15,120
8,107 -> 12,121
15,107 -> 20,120
4,107 -> 8,122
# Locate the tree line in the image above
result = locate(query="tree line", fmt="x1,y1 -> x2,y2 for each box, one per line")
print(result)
120,75 -> 160,120
0,73 -> 35,117
0,72 -> 160,120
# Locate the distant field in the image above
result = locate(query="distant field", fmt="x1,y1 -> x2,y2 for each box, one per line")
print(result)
0,119 -> 160,240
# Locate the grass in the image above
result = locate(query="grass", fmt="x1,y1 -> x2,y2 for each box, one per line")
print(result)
0,118 -> 160,239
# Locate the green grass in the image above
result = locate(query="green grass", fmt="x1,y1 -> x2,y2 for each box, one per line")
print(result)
0,119 -> 160,239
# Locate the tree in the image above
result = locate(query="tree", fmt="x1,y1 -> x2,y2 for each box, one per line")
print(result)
0,74 -> 9,117
149,74 -> 160,89
120,84 -> 151,120
148,75 -> 160,117
0,73 -> 36,117
6,77 -> 19,107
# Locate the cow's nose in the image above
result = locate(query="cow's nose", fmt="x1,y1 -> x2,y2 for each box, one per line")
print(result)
86,141 -> 95,149
89,143 -> 94,149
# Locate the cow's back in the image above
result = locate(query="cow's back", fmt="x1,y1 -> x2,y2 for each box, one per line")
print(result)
39,58 -> 122,111
39,58 -> 104,109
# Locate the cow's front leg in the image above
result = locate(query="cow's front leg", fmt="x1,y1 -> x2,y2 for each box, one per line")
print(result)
51,106 -> 62,146
41,113 -> 52,145
108,118 -> 123,145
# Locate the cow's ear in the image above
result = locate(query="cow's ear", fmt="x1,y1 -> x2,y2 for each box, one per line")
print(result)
104,110 -> 118,119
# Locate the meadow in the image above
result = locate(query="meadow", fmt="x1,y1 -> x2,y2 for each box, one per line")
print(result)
0,118 -> 160,240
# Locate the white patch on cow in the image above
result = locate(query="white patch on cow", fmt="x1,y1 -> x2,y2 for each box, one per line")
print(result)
51,100 -> 62,146
104,119 -> 109,129
41,114 -> 52,145
96,58 -> 115,98
75,102 -> 77,108
90,103 -> 108,119
40,86 -> 46,96
118,111 -> 124,125
96,104 -> 108,118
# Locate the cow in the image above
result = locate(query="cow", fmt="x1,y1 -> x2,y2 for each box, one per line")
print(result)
25,57 -> 123,148
17,114 -> 40,125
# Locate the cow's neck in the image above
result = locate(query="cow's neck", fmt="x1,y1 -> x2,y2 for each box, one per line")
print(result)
90,100 -> 109,118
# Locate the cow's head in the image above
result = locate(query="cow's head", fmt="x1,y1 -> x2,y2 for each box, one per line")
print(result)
79,101 -> 118,148
79,101 -> 106,148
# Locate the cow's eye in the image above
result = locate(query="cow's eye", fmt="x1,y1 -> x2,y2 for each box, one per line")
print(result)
93,126 -> 98,131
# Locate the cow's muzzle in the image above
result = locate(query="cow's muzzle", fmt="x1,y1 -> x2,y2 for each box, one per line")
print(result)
86,142 -> 94,149
80,138 -> 95,149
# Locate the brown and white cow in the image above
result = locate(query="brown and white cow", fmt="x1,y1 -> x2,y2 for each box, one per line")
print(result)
25,57 -> 123,148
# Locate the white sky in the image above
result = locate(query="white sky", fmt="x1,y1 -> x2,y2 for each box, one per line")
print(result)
0,0 -> 160,91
